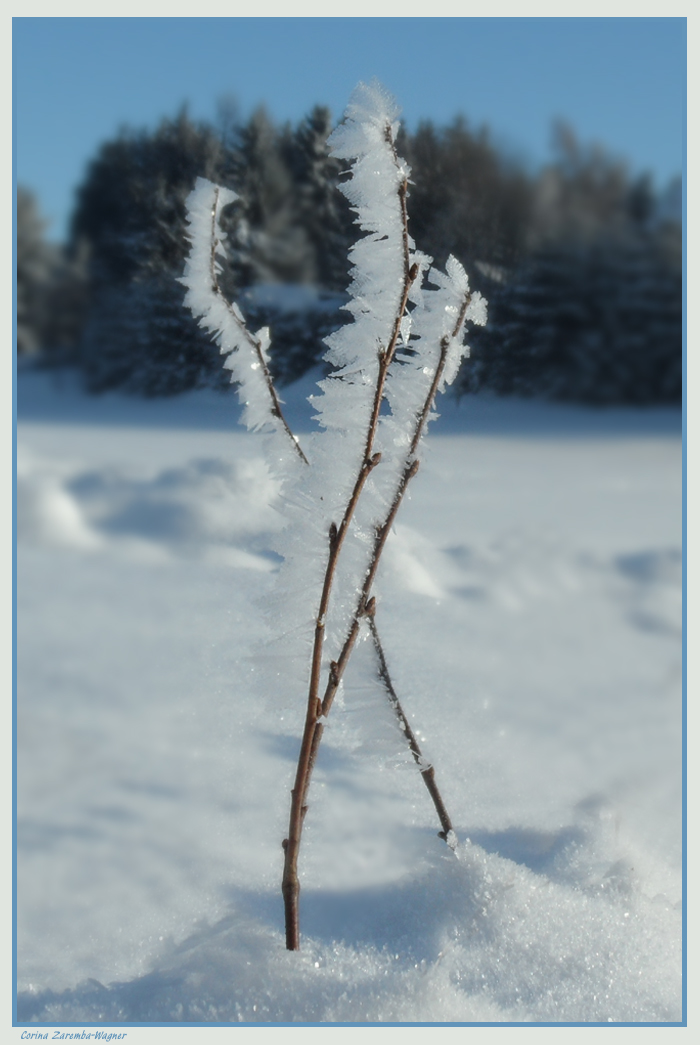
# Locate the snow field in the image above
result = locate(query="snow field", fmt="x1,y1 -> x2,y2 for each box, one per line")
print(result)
16,369 -> 682,1023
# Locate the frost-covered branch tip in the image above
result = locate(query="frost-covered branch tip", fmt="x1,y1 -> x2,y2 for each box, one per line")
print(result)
180,177 -> 307,464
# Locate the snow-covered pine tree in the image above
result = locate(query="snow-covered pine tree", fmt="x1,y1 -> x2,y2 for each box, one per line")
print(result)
73,111 -> 237,394
401,116 -> 534,274
16,187 -> 87,364
285,105 -> 354,292
211,105 -> 345,384
180,81 -> 487,951
459,124 -> 682,405
16,187 -> 55,356
230,106 -> 316,288
462,228 -> 681,404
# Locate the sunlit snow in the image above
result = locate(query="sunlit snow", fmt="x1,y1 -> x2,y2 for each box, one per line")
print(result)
16,367 -> 682,1024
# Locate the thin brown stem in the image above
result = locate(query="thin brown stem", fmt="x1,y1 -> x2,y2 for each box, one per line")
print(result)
282,127 -> 417,950
209,189 -> 308,466
291,287 -> 473,954
303,290 -> 474,796
367,614 -> 456,848
287,282 -> 474,947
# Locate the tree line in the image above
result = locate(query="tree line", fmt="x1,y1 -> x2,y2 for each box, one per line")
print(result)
17,104 -> 682,403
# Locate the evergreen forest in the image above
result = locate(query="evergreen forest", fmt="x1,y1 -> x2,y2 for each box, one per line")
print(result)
17,105 -> 682,403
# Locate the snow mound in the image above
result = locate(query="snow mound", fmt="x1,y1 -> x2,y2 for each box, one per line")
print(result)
17,447 -> 283,569
17,831 -> 680,1024
17,450 -> 101,550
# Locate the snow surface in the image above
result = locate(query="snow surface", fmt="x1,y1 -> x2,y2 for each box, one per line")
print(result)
16,367 -> 682,1024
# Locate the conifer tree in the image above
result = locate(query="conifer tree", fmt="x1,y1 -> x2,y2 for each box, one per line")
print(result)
229,106 -> 354,383
72,111 -> 237,393
16,187 -> 54,356
463,228 -> 681,403
286,105 -> 354,291
401,117 -> 534,273
462,124 -> 682,404
231,106 -> 315,287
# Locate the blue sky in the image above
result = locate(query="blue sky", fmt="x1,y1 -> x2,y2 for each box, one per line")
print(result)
14,16 -> 686,242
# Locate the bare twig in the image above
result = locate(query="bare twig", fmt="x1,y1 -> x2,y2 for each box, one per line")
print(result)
367,614 -> 456,848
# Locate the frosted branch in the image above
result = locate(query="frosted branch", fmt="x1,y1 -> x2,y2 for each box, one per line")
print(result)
368,614 -> 457,848
302,278 -> 483,801
180,177 -> 308,465
282,86 -> 425,951
178,84 -> 488,954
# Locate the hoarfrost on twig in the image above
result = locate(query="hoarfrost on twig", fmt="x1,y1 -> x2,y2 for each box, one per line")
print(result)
179,81 -> 488,952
